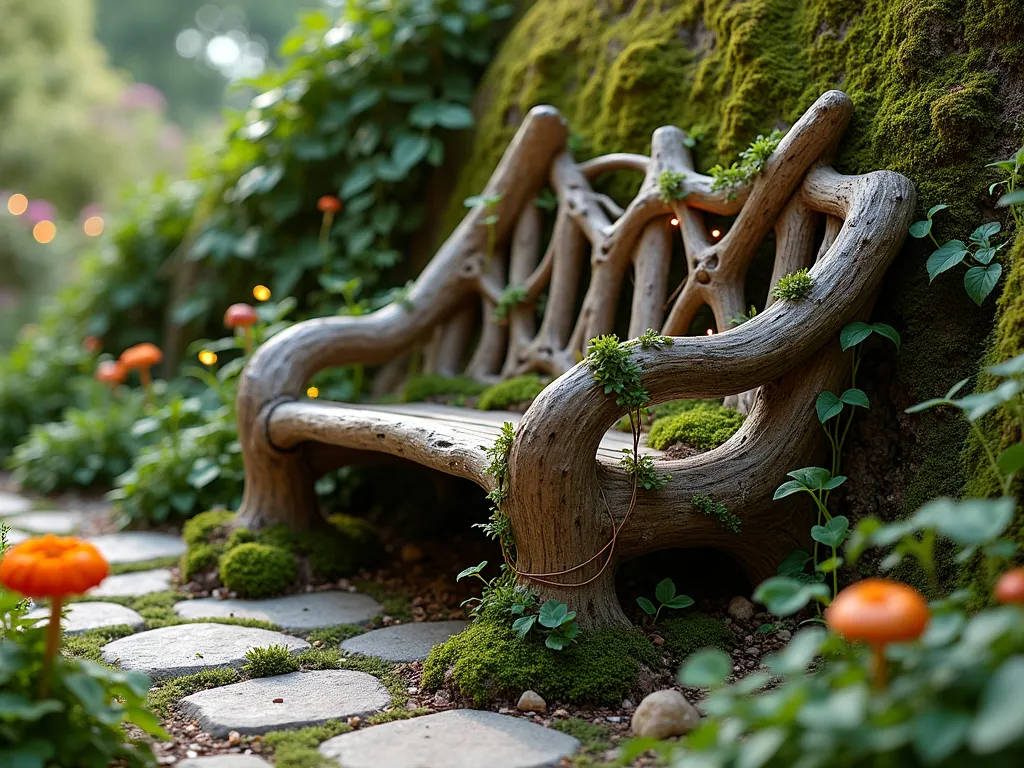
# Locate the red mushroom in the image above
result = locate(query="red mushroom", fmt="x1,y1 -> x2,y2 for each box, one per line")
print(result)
317,196 -> 343,259
995,568 -> 1024,605
224,302 -> 259,354
826,578 -> 929,690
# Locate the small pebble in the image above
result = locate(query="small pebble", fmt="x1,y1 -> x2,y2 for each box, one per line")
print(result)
651,634 -> 665,646
606,716 -> 621,723
746,646 -> 760,656
553,709 -> 570,718
272,698 -> 284,704
227,731 -> 241,747
728,596 -> 756,622
622,699 -> 634,709
348,716 -> 362,728
778,629 -> 792,641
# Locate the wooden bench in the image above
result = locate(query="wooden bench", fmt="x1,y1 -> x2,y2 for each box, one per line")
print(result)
235,90 -> 914,628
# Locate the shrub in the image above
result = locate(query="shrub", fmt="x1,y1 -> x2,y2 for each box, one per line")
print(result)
477,375 -> 547,410
401,374 -> 487,403
243,644 -> 300,678
219,543 -> 297,598
647,405 -> 746,451
659,613 -> 734,660
422,619 -> 657,706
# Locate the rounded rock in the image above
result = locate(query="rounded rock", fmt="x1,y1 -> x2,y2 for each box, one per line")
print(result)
727,596 -> 756,622
631,690 -> 700,739
517,690 -> 546,713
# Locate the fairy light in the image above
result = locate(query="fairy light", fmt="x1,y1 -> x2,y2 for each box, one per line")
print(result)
33,221 -> 56,244
198,350 -> 217,366
706,328 -> 714,336
7,194 -> 27,216
670,217 -> 679,227
306,386 -> 319,398
711,228 -> 722,238
253,284 -> 271,301
83,216 -> 104,236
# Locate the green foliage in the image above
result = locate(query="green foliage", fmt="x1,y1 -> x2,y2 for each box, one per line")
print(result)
183,509 -> 236,548
620,451 -> 671,490
422,619 -> 657,706
0,588 -> 166,768
477,374 -> 547,410
647,404 -> 745,451
657,169 -> 687,203
551,718 -> 612,752
264,720 -> 352,768
476,422 -> 516,558
691,493 -> 741,533
586,333 -> 651,410
148,668 -> 242,717
771,268 -> 813,302
910,204 -> 1005,305
243,644 -> 300,678
492,283 -> 527,322
219,543 -> 297,598
636,578 -> 694,624
708,130 -> 782,200
401,374 -> 487,403
365,708 -> 431,725
659,613 -> 734,660
991,144 -> 1024,231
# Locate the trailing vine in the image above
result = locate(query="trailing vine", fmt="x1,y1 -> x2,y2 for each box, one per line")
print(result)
709,129 -> 783,200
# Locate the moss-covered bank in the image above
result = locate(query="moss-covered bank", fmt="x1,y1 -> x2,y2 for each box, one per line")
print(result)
447,0 -> 1024,566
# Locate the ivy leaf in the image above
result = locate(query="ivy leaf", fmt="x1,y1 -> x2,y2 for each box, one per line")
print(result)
840,388 -> 870,408
815,391 -> 843,423
997,443 -> 1024,475
975,247 -> 998,265
786,467 -> 833,490
636,597 -> 656,616
348,88 -> 382,116
435,102 -> 475,130
777,550 -> 812,577
926,240 -> 969,281
927,203 -> 949,218
654,578 -> 676,604
869,322 -> 901,349
908,219 -> 932,238
678,648 -> 732,687
963,263 -> 1002,306
511,615 -> 536,640
969,221 -> 1000,247
456,561 -> 487,581
810,516 -> 849,548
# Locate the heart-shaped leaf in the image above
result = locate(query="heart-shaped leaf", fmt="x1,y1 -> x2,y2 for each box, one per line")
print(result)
787,467 -> 833,490
512,615 -> 536,640
655,578 -> 676,604
777,550 -> 812,577
538,600 -> 569,628
964,263 -> 1002,306
840,388 -> 870,408
869,322 -> 901,349
754,576 -> 830,616
840,321 -> 873,351
908,219 -> 932,238
636,597 -> 656,616
927,203 -> 949,218
816,391 -> 843,423
811,516 -> 849,548
773,480 -> 806,499
664,595 -> 695,609
997,443 -> 1024,475
969,221 -> 1001,246
926,240 -> 969,281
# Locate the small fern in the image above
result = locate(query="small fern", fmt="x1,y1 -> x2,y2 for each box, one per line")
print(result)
691,493 -> 741,533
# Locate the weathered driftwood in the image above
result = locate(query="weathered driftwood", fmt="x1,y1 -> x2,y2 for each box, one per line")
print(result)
235,91 -> 915,629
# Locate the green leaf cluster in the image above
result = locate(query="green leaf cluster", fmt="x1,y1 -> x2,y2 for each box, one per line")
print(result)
691,493 -> 741,533
771,268 -> 813,302
708,130 -> 783,200
636,578 -> 694,624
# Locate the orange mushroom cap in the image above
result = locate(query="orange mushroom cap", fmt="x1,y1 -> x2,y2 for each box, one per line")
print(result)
95,360 -> 127,385
995,568 -> 1024,605
224,303 -> 259,329
120,342 -> 163,370
825,578 -> 929,645
317,195 -> 342,213
0,534 -> 109,599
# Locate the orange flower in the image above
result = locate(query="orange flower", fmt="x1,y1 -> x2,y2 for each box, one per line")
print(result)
0,534 -> 108,599
826,578 -> 929,689
95,360 -> 127,387
995,568 -> 1024,605
317,195 -> 342,213
224,303 -> 259,329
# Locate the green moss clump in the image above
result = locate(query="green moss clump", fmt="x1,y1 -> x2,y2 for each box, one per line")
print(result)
365,708 -> 431,725
551,718 -> 612,752
219,543 -> 297,598
772,268 -> 814,302
182,509 -> 235,548
264,721 -> 352,768
148,668 -> 241,717
181,542 -> 219,581
422,620 -> 657,706
401,374 -> 487,403
477,375 -> 547,410
62,625 -> 136,663
307,624 -> 366,646
660,613 -> 734,661
244,644 -> 300,678
647,405 -> 745,451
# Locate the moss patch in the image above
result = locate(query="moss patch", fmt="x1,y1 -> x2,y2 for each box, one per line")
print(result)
264,721 -> 352,768
401,374 -> 488,403
659,613 -> 734,661
477,374 -> 548,410
422,619 -> 658,706
647,405 -> 746,451
220,543 -> 297,598
109,555 -> 180,576
148,668 -> 242,717
62,624 -> 136,664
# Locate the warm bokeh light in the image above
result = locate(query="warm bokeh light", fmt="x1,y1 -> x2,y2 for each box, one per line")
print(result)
198,350 -> 218,366
83,216 -> 104,236
306,386 -> 319,398
7,193 -> 28,216
253,284 -> 271,301
670,217 -> 679,227
711,228 -> 722,238
706,328 -> 714,335
33,220 -> 56,243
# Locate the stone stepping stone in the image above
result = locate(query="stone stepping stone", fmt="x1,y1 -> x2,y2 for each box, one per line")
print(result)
28,602 -> 145,635
178,758 -> 271,768
340,620 -> 469,662
88,532 -> 185,564
4,509 -> 85,535
180,669 -> 389,737
101,623 -> 308,679
89,568 -> 173,598
174,591 -> 383,632
0,491 -> 32,516
319,709 -> 580,768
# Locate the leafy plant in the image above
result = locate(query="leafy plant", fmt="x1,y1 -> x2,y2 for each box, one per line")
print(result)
771,268 -> 813,301
691,493 -> 741,533
492,283 -> 527,323
728,304 -> 758,327
636,578 -> 694,624
243,644 -> 300,678
909,205 -> 1005,305
709,129 -> 783,199
657,169 -> 687,203
988,143 -> 1024,230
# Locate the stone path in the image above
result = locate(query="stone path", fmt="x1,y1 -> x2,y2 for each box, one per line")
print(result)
179,670 -> 390,737
102,623 -> 309,679
28,601 -> 145,635
178,758 -> 271,768
319,710 -> 581,768
3,509 -> 85,535
89,568 -> 173,598
340,620 -> 468,662
88,531 -> 186,564
174,591 -> 383,631
0,491 -> 32,516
